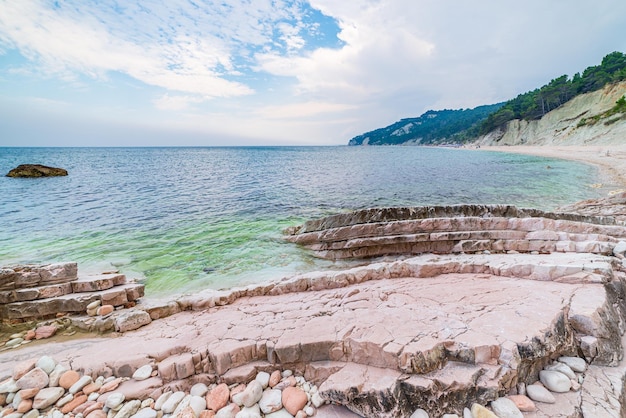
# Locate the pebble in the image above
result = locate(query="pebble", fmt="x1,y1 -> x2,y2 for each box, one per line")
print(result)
268,371 -> 281,388
154,392 -> 172,411
59,370 -> 81,389
235,404 -> 261,418
131,407 -> 158,418
470,403 -> 497,418
281,370 -> 293,378
113,399 -> 141,418
539,370 -> 572,393
69,375 -> 93,394
132,365 -> 153,381
233,381 -> 263,408
190,383 -> 208,397
545,362 -> 576,379
105,392 -> 126,410
32,387 -> 65,409
490,397 -> 523,418
526,384 -> 556,403
264,409 -> 293,418
49,364 -> 67,387
281,387 -> 307,416
255,372 -> 270,389
87,300 -> 102,310
410,408 -> 429,418
206,383 -> 230,412
35,356 -> 56,375
558,356 -> 587,373
506,395 -> 536,412
258,389 -> 282,414
161,391 -> 186,414
215,403 -> 240,418
16,368 -> 49,390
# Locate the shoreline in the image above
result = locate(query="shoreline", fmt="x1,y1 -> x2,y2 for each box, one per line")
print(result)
473,144 -> 626,190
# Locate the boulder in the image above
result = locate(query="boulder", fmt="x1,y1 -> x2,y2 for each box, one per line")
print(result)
6,164 -> 68,178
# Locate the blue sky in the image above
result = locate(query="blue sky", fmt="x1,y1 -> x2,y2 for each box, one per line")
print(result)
1,0 -> 626,146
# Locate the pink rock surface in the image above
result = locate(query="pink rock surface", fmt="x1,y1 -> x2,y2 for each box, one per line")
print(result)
206,383 -> 229,412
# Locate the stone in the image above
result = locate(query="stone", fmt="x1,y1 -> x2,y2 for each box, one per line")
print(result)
310,392 -> 324,408
545,362 -> 576,379
16,388 -> 39,400
490,397 -> 523,418
115,310 -> 151,332
23,330 -> 36,341
558,356 -> 587,373
189,395 -> 207,417
98,305 -> 115,316
131,408 -> 158,418
281,387 -> 307,416
175,405 -> 196,418
105,392 -> 126,410
16,398 -> 33,413
161,391 -> 186,414
83,381 -> 102,395
255,372 -> 270,389
463,408 -> 472,418
410,409 -> 429,418
190,383 -> 208,397
32,387 -> 65,409
264,409 -> 295,418
206,383 -> 230,412
35,325 -> 58,339
23,409 -> 39,418
16,368 -> 49,390
539,370 -> 572,393
59,370 -> 81,389
506,395 -> 535,412
470,403 -> 497,418
56,393 -> 74,408
6,164 -> 68,177
612,240 -> 626,256
35,356 -> 57,374
12,360 -> 36,380
154,392 -> 172,410
87,411 -> 108,418
132,365 -> 153,381
199,411 -> 216,418
5,338 -> 22,347
113,399 -> 141,418
48,364 -> 67,387
87,300 -> 102,310
235,404 -> 262,418
99,377 -> 123,393
268,371 -> 281,388
259,389 -> 282,414
526,384 -> 556,403
233,381 -> 263,408
215,403 -> 240,418
61,394 -> 88,414
69,375 -> 93,394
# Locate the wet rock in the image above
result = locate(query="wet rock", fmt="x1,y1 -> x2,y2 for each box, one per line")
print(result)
6,164 -> 68,178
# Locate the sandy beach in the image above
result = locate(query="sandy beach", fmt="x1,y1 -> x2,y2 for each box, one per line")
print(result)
477,145 -> 626,190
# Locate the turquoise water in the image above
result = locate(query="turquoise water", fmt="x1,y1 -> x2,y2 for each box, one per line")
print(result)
0,146 -> 605,295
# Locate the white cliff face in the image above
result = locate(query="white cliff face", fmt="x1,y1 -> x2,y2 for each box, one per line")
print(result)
478,81 -> 626,146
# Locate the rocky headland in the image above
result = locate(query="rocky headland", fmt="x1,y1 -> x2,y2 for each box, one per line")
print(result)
5,194 -> 626,417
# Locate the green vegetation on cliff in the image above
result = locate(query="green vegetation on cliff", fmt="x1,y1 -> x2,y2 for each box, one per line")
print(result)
348,103 -> 503,146
479,52 -> 626,134
349,51 -> 626,146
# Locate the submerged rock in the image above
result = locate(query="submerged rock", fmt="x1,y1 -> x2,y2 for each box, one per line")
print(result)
6,164 -> 68,178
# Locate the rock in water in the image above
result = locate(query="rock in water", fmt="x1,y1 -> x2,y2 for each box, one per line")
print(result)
6,164 -> 68,178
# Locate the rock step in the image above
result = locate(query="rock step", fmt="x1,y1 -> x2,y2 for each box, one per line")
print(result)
0,283 -> 144,320
0,262 -> 78,291
0,274 -> 128,305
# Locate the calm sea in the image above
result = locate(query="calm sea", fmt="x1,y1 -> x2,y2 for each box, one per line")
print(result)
0,146 -> 605,295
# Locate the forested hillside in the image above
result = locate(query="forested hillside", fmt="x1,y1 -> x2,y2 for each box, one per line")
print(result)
348,104 -> 503,146
349,51 -> 626,146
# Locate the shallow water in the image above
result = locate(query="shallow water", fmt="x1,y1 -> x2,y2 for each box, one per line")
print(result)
0,146 -> 604,295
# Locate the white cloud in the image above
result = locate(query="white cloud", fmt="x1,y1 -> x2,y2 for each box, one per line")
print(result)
153,94 -> 203,111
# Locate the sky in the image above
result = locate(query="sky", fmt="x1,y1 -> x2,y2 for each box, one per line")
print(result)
1,1 -> 626,147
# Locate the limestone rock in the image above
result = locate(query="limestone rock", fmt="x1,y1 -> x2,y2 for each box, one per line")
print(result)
206,383 -> 230,412
526,384 -> 556,404
32,387 -> 65,409
6,164 -> 68,178
490,397 -> 523,418
539,370 -> 572,393
281,387 -> 307,416
558,356 -> 587,373
115,310 -> 151,333
259,389 -> 282,414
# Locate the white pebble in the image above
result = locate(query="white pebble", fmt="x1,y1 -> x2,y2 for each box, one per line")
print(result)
130,408 -> 158,418
491,397 -> 523,418
255,371 -> 270,389
281,370 -> 293,378
105,392 -> 126,410
69,375 -> 93,394
311,392 -> 324,408
132,365 -> 153,381
540,370 -> 571,393
558,356 -> 587,373
161,391 -> 186,414
410,408 -> 429,418
87,300 -> 102,310
154,392 -> 172,411
190,383 -> 208,397
36,356 -> 57,375
88,392 -> 100,402
545,362 -> 576,380
526,384 -> 556,403
56,393 -> 74,408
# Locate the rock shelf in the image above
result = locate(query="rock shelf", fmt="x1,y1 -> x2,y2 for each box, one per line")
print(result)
0,263 -> 145,322
3,204 -> 626,416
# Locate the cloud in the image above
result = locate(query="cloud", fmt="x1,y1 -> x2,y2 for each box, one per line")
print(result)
153,94 -> 204,111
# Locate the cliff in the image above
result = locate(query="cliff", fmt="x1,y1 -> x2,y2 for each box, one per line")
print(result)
477,81 -> 626,146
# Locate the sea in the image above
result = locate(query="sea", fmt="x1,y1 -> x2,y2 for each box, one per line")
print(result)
0,146 -> 608,296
